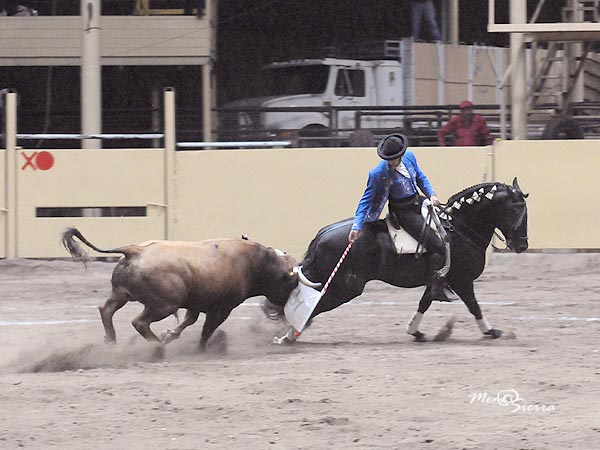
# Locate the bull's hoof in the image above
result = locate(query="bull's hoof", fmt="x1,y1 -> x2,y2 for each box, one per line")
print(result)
412,331 -> 427,343
104,336 -> 116,344
152,344 -> 165,361
261,300 -> 284,321
483,328 -> 503,339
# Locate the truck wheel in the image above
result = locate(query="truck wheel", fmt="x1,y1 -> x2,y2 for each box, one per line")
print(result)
541,118 -> 584,139
299,125 -> 330,148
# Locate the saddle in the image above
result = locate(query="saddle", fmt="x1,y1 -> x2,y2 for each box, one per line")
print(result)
385,199 -> 445,254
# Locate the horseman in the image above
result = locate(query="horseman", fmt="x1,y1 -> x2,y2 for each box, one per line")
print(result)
348,133 -> 457,302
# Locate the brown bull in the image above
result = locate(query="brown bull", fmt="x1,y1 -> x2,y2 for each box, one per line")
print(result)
61,227 -> 317,350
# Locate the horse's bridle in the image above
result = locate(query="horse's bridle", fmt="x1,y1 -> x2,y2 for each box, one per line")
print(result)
509,201 -> 527,233
443,198 -> 528,252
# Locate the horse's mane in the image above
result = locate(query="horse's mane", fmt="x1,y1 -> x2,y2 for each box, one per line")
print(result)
446,181 -> 507,206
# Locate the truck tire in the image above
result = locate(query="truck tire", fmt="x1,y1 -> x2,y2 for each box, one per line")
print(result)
541,118 -> 584,140
299,125 -> 330,148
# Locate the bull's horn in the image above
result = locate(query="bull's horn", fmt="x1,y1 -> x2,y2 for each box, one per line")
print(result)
293,266 -> 322,289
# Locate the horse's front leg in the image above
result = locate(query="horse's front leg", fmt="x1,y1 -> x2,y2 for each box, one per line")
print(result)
407,287 -> 434,342
452,282 -> 502,339
272,326 -> 302,345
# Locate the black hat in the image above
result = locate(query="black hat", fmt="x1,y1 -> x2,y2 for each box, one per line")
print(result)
377,134 -> 408,160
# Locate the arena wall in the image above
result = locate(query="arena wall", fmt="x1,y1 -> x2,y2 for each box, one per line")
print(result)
171,146 -> 491,258
2,139 -> 596,260
494,139 -> 600,250
7,148 -> 167,258
0,154 -> 5,258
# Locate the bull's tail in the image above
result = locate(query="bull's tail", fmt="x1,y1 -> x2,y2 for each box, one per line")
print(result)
61,227 -> 129,265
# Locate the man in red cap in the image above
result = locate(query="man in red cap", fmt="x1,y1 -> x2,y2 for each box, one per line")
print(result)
438,100 -> 493,146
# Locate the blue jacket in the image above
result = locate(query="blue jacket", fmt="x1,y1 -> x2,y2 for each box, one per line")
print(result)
352,151 -> 435,231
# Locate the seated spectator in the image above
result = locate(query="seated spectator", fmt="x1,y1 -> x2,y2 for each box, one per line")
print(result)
349,128 -> 375,147
438,100 -> 493,146
0,0 -> 36,16
184,0 -> 205,17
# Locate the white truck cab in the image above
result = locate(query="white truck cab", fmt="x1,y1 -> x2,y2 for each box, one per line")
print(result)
219,41 -> 405,144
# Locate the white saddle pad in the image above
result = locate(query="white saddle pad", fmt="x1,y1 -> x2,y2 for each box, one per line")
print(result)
386,199 -> 441,254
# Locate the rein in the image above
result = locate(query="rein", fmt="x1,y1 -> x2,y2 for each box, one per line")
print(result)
443,210 -> 497,252
442,199 -> 527,252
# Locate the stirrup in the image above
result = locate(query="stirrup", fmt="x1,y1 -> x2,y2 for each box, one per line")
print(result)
435,286 -> 459,302
431,278 -> 459,302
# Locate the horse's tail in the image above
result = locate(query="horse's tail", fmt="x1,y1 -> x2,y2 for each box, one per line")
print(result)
61,227 -> 130,265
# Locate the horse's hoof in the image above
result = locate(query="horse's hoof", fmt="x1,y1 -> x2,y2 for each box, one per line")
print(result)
412,331 -> 427,343
272,336 -> 295,345
484,328 -> 503,339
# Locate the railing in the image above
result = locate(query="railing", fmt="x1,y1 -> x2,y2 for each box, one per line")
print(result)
10,102 -> 600,150
215,102 -> 600,147
214,104 -> 551,147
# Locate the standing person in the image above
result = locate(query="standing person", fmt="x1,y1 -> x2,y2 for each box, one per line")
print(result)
348,134 -> 456,302
438,100 -> 494,146
410,0 -> 441,42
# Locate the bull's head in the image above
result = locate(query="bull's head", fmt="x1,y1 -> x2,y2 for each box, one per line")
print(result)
262,248 -> 321,316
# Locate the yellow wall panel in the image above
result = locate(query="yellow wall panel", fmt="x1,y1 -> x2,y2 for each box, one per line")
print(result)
15,149 -> 166,258
494,139 -> 600,249
173,147 -> 489,260
0,150 -> 5,258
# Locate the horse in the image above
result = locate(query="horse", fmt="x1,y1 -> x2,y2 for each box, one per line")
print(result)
269,178 -> 528,343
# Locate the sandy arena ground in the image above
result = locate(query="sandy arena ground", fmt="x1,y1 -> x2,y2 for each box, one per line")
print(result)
0,252 -> 599,450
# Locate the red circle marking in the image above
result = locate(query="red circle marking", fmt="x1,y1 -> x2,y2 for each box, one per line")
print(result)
35,151 -> 54,170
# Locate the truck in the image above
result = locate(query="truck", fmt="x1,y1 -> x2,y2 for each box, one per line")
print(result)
218,40 -> 409,146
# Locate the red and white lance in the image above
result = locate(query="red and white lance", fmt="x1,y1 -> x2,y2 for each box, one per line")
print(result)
320,240 -> 353,296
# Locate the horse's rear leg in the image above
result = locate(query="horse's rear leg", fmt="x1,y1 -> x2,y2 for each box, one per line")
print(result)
160,309 -> 200,344
452,282 -> 502,339
99,292 -> 129,343
407,288 -> 434,342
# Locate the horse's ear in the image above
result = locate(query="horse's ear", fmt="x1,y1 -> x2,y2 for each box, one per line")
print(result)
512,177 -> 521,191
512,177 -> 529,198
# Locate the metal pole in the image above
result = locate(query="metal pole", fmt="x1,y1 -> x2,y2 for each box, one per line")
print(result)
4,92 -> 17,258
564,0 -> 585,105
152,86 -> 161,148
202,63 -> 213,143
81,0 -> 102,149
203,0 -> 216,145
163,88 -> 176,240
510,0 -> 527,139
449,0 -> 459,45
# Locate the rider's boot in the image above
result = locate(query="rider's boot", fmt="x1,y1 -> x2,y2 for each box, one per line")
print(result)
431,273 -> 458,302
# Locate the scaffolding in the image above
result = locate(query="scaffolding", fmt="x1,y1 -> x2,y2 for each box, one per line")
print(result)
488,0 -> 600,138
